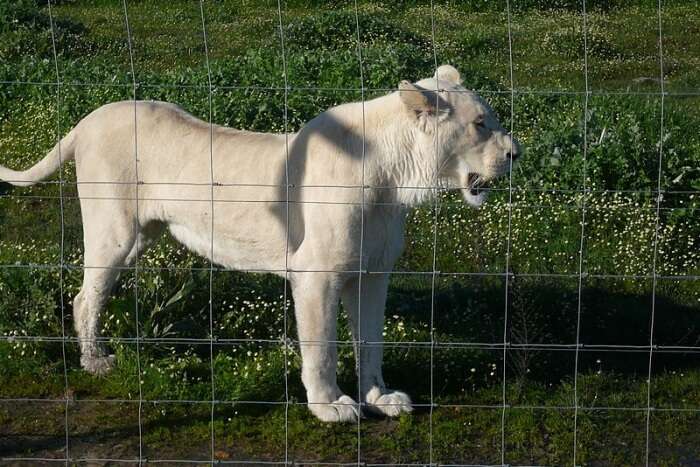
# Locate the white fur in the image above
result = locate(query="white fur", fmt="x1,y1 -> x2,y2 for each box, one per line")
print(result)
0,65 -> 520,422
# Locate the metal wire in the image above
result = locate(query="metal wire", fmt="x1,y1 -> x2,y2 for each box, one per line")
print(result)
3,192 -> 700,214
3,398 -> 700,413
45,2 -> 70,465
572,1 -> 591,463
0,174 -> 699,204
1,176 -> 698,196
352,1 -> 367,464
428,2 -> 440,465
4,335 -> 700,354
120,2 -> 145,464
274,1 -> 291,465
501,1 -> 516,463
197,0 -> 217,462
0,459 -> 665,467
645,2 -> 667,465
3,77 -> 700,96
1,263 -> 698,281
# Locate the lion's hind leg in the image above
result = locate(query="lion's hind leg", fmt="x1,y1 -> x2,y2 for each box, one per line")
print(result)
74,253 -> 129,375
72,195 -> 150,375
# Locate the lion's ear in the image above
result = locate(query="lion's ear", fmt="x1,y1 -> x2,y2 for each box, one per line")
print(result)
398,80 -> 450,132
398,80 -> 436,114
434,64 -> 462,85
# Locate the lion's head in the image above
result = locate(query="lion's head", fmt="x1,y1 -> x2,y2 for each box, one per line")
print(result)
398,65 -> 521,207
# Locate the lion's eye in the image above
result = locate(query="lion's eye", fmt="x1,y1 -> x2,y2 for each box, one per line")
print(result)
474,115 -> 486,128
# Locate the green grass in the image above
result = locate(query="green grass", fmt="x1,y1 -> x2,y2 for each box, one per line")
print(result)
3,366 -> 700,464
1,0 -> 700,465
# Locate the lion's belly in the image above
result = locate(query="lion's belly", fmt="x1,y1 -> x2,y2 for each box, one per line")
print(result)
151,186 -> 289,274
167,219 -> 288,274
174,229 -> 286,274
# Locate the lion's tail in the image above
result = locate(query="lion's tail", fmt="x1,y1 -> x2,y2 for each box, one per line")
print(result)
0,128 -> 78,187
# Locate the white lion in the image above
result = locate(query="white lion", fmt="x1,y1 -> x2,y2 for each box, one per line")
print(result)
0,65 -> 520,422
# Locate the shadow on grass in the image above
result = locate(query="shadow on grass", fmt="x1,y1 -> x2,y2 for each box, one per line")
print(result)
381,275 -> 700,401
0,400 -> 210,459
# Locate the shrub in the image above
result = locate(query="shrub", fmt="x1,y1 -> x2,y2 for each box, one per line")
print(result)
284,10 -> 432,53
0,0 -> 88,62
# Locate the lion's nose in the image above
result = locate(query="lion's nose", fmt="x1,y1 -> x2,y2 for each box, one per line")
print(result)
506,137 -> 522,161
504,136 -> 522,162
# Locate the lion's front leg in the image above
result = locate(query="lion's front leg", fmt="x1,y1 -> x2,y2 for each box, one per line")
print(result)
292,273 -> 359,422
341,274 -> 413,417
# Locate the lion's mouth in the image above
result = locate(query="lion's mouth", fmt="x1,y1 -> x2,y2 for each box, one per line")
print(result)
467,173 -> 490,196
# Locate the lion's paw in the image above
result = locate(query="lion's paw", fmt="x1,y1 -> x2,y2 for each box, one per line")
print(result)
81,354 -> 116,376
309,395 -> 359,423
366,388 -> 413,417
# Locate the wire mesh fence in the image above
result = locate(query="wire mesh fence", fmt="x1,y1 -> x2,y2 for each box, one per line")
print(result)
1,0 -> 699,466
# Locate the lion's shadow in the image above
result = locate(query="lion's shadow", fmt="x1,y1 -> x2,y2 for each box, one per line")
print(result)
376,275 -> 700,401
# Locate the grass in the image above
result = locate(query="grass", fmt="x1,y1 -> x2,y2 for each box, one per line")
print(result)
1,0 -> 700,465
3,368 -> 700,464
